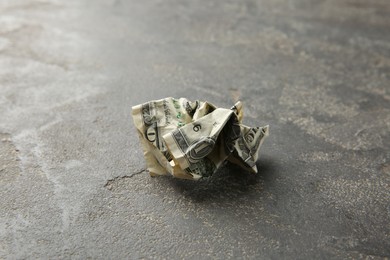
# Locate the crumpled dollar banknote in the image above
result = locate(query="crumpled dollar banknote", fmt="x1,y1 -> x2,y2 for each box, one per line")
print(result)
132,97 -> 269,180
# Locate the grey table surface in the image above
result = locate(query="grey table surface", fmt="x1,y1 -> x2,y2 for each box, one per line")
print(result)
0,0 -> 389,259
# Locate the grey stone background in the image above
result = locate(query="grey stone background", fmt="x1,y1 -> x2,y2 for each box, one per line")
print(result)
0,0 -> 389,259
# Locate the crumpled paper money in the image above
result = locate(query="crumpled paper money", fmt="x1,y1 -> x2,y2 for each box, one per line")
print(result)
132,97 -> 269,180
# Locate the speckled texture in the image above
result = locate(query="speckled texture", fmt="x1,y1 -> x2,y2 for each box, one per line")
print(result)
0,0 -> 389,258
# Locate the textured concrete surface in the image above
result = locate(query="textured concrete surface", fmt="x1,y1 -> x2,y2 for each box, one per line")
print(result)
1,0 -> 390,259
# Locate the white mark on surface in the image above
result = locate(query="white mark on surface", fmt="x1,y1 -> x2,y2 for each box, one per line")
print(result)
63,160 -> 83,170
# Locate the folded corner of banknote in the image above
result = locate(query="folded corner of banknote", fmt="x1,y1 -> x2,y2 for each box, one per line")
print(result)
132,97 -> 269,180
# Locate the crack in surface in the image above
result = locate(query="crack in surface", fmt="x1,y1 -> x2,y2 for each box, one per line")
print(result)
104,168 -> 146,191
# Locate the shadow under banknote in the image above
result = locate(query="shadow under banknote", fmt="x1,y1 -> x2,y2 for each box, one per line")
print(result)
164,155 -> 277,203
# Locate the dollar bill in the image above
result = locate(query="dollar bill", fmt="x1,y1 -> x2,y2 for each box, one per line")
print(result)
132,97 -> 269,180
